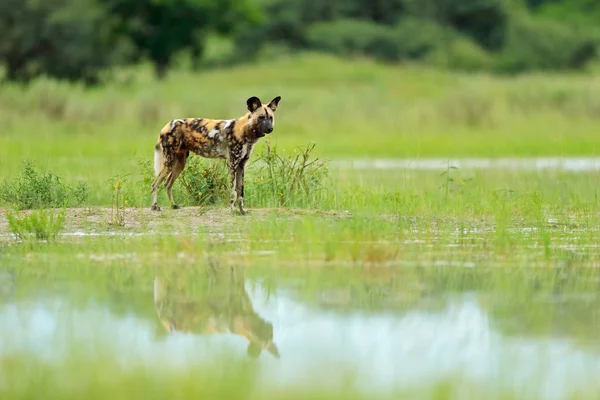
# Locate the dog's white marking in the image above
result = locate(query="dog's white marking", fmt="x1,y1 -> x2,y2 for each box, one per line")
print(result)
207,128 -> 219,139
169,119 -> 184,132
240,144 -> 254,159
154,144 -> 162,176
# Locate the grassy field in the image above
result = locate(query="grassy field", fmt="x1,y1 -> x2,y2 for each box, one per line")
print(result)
1,53 -> 600,194
1,54 -> 600,399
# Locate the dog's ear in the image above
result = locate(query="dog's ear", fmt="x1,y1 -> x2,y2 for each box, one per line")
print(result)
267,96 -> 281,112
247,96 -> 262,113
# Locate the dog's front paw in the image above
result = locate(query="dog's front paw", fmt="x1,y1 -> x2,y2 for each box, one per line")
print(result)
171,204 -> 180,210
151,204 -> 161,212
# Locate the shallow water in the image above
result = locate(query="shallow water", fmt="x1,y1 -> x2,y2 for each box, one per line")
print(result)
333,157 -> 600,171
2,265 -> 600,399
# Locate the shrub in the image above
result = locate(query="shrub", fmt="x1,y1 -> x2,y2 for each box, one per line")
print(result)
0,0 -> 129,84
394,17 -> 451,59
247,141 -> 329,208
137,156 -> 229,208
529,0 -> 600,29
494,13 -> 597,73
425,36 -> 493,71
401,0 -> 508,51
7,208 -> 66,241
0,160 -> 89,210
306,19 -> 401,61
178,157 -> 230,207
306,17 -> 459,63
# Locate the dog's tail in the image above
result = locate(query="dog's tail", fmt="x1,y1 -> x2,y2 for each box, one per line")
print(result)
154,141 -> 163,177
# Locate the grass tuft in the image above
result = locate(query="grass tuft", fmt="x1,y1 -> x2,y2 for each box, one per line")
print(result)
6,208 -> 66,241
0,160 -> 89,210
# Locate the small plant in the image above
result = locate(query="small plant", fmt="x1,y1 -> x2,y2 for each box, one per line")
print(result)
439,162 -> 459,198
136,157 -> 229,208
71,181 -> 90,206
6,208 -> 66,241
250,141 -> 329,208
109,175 -> 128,226
0,159 -> 89,210
178,157 -> 229,207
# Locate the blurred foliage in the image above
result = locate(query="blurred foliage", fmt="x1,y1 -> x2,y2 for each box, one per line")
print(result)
526,0 -> 600,26
0,0 -> 259,83
104,0 -> 260,77
0,0 -> 598,83
493,12 -> 598,73
0,0 -> 128,84
234,0 -> 598,73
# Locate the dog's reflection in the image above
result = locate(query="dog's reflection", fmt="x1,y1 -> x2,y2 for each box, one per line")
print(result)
153,264 -> 279,359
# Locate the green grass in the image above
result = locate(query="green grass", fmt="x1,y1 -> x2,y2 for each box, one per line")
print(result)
1,54 -> 600,399
1,53 -> 600,201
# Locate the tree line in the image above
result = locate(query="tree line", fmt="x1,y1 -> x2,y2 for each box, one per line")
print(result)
0,0 -> 598,84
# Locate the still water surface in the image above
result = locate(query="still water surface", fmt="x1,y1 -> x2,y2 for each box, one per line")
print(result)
1,267 -> 600,399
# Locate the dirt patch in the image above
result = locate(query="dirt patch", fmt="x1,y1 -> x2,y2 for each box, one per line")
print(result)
0,206 -> 351,237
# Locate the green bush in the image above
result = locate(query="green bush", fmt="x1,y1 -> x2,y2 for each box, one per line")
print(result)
306,18 -> 459,63
0,0 -> 129,84
0,160 -> 89,210
178,157 -> 230,207
425,36 -> 493,71
6,208 -> 66,241
528,0 -> 600,28
401,0 -> 508,51
394,17 -> 451,59
494,13 -> 597,73
306,19 -> 401,61
247,142 -> 329,208
138,156 -> 229,208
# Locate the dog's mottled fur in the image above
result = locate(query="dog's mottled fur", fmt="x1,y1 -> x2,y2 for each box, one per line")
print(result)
151,96 -> 282,214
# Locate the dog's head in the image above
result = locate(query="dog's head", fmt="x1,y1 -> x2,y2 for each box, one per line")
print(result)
235,316 -> 280,360
246,96 -> 281,138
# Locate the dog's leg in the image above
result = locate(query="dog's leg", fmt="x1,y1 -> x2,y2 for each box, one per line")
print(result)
165,153 -> 188,210
151,167 -> 170,211
235,163 -> 246,215
228,162 -> 238,213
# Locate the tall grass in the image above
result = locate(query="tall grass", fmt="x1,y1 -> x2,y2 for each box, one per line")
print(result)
1,53 -> 599,201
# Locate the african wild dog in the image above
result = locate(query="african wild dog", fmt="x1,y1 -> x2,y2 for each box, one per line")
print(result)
151,96 -> 282,214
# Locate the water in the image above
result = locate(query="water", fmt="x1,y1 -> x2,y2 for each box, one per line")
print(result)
2,266 -> 600,399
332,157 -> 600,171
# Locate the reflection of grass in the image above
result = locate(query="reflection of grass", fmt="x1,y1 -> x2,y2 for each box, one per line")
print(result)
2,258 -> 600,399
7,350 -> 594,400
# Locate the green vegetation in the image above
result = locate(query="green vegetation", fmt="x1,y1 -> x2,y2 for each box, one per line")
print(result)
1,54 -> 599,208
1,0 -> 599,83
6,208 -> 66,241
1,1 -> 600,396
0,160 -> 89,210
